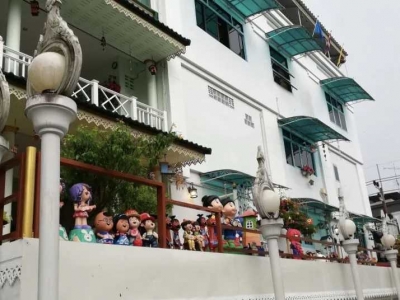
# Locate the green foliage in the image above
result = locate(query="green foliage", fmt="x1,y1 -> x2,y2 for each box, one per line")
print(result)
61,122 -> 175,215
280,198 -> 317,235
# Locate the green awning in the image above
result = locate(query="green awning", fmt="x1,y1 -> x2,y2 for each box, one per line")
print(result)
278,116 -> 349,143
320,77 -> 375,104
224,0 -> 280,18
293,198 -> 339,213
266,25 -> 322,58
351,213 -> 381,227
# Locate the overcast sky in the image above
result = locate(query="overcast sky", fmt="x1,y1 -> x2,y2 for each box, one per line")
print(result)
303,0 -> 400,196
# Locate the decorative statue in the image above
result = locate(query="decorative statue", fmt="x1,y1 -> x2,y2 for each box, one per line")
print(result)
68,183 -> 96,243
166,214 -> 173,248
193,221 -> 204,251
287,228 -> 303,259
171,216 -> 182,250
221,198 -> 241,249
197,214 -> 209,251
140,213 -> 158,248
182,219 -> 196,251
59,179 -> 68,241
125,209 -> 142,246
94,212 -> 114,244
113,214 -> 130,246
202,195 -> 223,211
206,214 -> 218,252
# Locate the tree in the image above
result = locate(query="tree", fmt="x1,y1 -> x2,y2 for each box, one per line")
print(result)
279,198 -> 316,235
60,122 -> 176,216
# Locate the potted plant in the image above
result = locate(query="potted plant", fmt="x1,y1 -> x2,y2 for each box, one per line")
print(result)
301,165 -> 314,177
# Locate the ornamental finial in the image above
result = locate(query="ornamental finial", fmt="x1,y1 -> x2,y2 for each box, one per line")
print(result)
0,69 -> 10,132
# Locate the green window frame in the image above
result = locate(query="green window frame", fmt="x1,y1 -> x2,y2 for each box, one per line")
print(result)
283,129 -> 316,175
195,0 -> 246,59
325,93 -> 347,131
270,47 -> 296,92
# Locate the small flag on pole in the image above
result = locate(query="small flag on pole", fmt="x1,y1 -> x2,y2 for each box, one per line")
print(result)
337,46 -> 344,67
325,32 -> 331,57
313,20 -> 323,39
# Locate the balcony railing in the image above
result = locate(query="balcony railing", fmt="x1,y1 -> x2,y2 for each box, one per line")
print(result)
0,40 -> 168,131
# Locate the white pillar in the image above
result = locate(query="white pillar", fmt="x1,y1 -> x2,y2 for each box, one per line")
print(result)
385,249 -> 400,297
342,239 -> 364,300
25,94 -> 77,300
145,60 -> 158,109
5,0 -> 22,74
260,218 -> 285,300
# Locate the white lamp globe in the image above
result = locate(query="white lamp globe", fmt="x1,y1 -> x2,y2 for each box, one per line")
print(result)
381,234 -> 396,249
339,219 -> 356,239
258,189 -> 280,217
28,52 -> 66,93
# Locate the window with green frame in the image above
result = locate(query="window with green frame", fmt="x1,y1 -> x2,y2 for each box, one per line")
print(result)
283,129 -> 316,174
325,93 -> 347,131
195,0 -> 246,59
270,46 -> 296,92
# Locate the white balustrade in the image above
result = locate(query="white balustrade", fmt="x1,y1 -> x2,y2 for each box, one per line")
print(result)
0,40 -> 167,131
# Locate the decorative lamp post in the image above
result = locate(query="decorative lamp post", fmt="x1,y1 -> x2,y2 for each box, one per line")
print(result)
337,189 -> 364,300
252,146 -> 285,300
26,1 -> 82,300
381,217 -> 400,297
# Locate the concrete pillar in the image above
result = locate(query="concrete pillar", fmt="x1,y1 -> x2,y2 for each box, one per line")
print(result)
342,239 -> 364,300
5,0 -> 22,74
385,249 -> 400,297
145,59 -> 158,109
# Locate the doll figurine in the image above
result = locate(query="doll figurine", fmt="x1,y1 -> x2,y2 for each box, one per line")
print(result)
171,217 -> 182,249
140,213 -> 158,247
125,209 -> 142,246
94,211 -> 114,244
221,198 -> 241,249
69,183 -> 96,243
192,221 -> 204,251
113,214 -> 130,246
181,219 -> 196,251
166,214 -> 173,248
59,179 -> 68,241
197,214 -> 209,251
287,228 -> 303,259
206,214 -> 218,252
202,195 -> 223,212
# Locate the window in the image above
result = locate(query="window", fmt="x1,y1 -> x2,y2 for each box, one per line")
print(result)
246,220 -> 254,229
195,0 -> 245,59
244,114 -> 254,128
283,129 -> 316,175
333,164 -> 340,182
208,86 -> 235,108
325,93 -> 347,131
270,47 -> 295,92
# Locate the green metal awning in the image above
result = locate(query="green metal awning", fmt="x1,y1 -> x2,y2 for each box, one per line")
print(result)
320,77 -> 375,104
266,25 -> 322,58
351,213 -> 381,227
278,116 -> 349,143
224,0 -> 280,18
293,198 -> 339,213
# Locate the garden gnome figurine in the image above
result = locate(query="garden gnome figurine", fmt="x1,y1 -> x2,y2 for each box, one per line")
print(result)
59,179 -> 68,241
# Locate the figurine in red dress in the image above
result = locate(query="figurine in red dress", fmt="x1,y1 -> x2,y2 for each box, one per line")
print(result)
126,209 -> 142,246
206,214 -> 218,252
70,183 -> 96,229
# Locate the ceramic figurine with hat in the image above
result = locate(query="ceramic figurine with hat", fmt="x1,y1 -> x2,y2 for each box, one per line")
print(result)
202,195 -> 223,211
94,211 -> 114,244
59,179 -> 68,241
181,219 -> 196,251
206,214 -> 218,252
221,198 -> 241,249
141,213 -> 158,247
68,183 -> 96,243
171,216 -> 182,249
126,209 -> 142,246
197,214 -> 209,251
113,214 -> 130,246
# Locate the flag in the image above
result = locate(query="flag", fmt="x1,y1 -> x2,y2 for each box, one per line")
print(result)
313,20 -> 323,39
337,46 -> 344,67
324,32 -> 331,57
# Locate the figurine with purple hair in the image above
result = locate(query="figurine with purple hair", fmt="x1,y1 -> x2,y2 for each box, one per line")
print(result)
68,183 -> 97,243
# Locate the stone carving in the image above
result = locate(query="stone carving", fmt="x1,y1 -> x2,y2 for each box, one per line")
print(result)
252,146 -> 279,219
0,67 -> 10,133
0,265 -> 21,288
27,0 -> 82,97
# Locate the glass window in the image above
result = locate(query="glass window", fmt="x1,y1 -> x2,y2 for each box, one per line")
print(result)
333,165 -> 340,182
246,220 -> 254,229
270,47 -> 293,92
195,0 -> 246,59
282,129 -> 316,175
325,93 -> 347,131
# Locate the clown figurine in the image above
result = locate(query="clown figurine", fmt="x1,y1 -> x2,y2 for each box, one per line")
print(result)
287,228 -> 303,259
94,211 -> 114,244
59,179 -> 68,241
141,213 -> 158,247
202,195 -> 223,212
126,209 -> 142,246
69,183 -> 96,243
221,198 -> 241,249
113,214 -> 130,246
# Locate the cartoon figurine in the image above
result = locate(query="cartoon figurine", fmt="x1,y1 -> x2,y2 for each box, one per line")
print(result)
202,195 -> 223,211
126,209 -> 142,246
181,219 -> 196,251
287,228 -> 303,259
206,214 -> 218,252
113,214 -> 130,246
193,221 -> 204,251
94,211 -> 114,244
166,214 -> 173,248
141,213 -> 158,248
69,183 -> 96,243
221,198 -> 241,249
59,179 -> 68,241
197,214 -> 209,251
171,216 -> 182,249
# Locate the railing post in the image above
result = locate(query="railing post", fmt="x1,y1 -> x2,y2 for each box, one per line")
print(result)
162,110 -> 168,132
91,79 -> 99,106
215,212 -> 223,253
0,36 -> 3,69
157,184 -> 167,248
130,97 -> 137,121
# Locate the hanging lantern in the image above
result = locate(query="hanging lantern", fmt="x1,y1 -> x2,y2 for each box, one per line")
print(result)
30,0 -> 40,16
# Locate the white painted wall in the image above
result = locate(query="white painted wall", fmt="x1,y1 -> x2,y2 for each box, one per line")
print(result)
1,239 -> 398,300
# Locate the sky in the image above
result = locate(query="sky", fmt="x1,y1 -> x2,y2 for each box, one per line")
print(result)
303,0 -> 400,196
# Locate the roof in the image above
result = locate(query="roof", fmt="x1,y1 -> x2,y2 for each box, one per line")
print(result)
278,116 -> 349,143
320,77 -> 374,104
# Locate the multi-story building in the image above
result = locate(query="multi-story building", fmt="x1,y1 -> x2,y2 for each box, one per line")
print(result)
1,1 -> 399,299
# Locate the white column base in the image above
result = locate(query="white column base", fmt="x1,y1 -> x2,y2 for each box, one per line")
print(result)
25,94 -> 77,300
385,249 -> 400,297
342,239 -> 364,300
